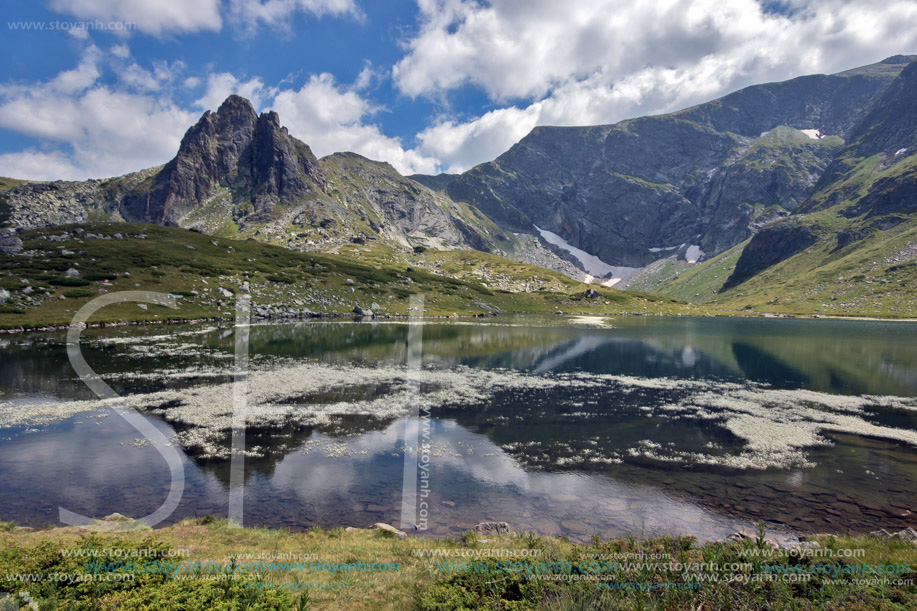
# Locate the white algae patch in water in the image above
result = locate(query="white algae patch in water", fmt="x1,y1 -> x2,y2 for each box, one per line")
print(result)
2,350 -> 917,467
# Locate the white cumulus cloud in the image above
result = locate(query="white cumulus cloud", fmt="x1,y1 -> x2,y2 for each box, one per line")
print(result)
195,73 -> 278,111
0,46 -> 196,180
270,73 -> 439,174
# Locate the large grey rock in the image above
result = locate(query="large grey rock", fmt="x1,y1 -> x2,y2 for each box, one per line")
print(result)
353,305 -> 373,317
0,231 -> 22,254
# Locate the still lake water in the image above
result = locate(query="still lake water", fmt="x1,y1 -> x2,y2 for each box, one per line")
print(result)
1,315 -> 916,541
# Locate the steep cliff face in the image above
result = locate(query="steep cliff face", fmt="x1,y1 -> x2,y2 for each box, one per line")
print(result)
697,126 -> 843,254
722,60 -> 917,288
444,56 -> 913,272
119,96 -> 326,226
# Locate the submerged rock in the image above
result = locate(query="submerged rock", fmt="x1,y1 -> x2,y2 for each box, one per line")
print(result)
473,521 -> 512,536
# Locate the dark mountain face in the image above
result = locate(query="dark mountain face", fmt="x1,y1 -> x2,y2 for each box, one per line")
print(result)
721,60 -> 917,292
445,56 -> 914,269
121,95 -> 326,226
407,173 -> 459,192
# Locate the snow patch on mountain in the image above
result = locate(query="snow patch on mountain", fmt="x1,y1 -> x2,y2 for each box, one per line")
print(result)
685,245 -> 705,263
535,225 -> 637,281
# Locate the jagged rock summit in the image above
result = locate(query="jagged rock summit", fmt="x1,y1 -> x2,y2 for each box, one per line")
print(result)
122,95 -> 327,226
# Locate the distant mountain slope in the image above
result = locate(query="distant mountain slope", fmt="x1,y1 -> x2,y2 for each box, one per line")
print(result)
444,55 -> 915,274
626,60 -> 917,317
407,173 -> 459,191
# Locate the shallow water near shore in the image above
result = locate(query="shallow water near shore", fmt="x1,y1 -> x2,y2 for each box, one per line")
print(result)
1,315 -> 916,541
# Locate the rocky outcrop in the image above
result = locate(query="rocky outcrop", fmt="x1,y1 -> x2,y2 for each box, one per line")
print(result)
3,97 -> 328,230
121,95 -> 326,227
722,221 -> 820,290
320,152 -> 507,252
698,126 -> 843,254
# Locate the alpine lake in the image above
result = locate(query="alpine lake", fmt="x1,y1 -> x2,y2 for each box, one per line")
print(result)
2,315 -> 916,542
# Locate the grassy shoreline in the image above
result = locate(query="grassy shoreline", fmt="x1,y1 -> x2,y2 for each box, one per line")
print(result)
2,518 -> 915,610
0,223 -> 702,331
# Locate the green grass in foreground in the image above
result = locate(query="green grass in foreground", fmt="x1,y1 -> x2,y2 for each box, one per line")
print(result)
0,223 -> 699,329
1,519 -> 915,610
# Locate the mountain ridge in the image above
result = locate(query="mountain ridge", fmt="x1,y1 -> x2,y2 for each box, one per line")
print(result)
4,56 -> 917,317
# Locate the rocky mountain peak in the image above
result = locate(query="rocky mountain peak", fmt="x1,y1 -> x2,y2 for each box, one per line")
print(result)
119,95 -> 326,226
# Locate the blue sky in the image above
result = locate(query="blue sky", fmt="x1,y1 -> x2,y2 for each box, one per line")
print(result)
1,0 -> 917,181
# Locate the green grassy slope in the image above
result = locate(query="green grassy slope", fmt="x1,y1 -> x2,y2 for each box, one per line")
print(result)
627,134 -> 917,317
0,176 -> 30,191
0,223 -> 696,329
626,213 -> 917,318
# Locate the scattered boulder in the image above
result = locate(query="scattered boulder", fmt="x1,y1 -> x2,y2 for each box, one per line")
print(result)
65,267 -> 80,277
371,523 -> 407,539
474,301 -> 499,313
87,512 -> 150,532
871,527 -> 917,543
0,288 -> 9,303
138,304 -> 148,310
0,229 -> 22,254
217,287 -> 233,298
722,528 -> 800,549
473,521 -> 512,536
354,305 -> 374,317
583,288 -> 601,299
240,281 -> 250,294
345,278 -> 355,285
